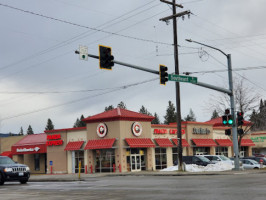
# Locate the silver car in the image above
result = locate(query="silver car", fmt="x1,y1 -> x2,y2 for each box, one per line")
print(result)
240,159 -> 260,169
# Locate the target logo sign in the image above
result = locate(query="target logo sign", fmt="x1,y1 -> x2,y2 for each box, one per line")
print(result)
96,123 -> 108,138
131,122 -> 142,137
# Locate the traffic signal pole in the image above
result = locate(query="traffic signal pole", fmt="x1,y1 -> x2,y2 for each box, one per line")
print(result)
185,40 -> 240,170
75,50 -> 159,75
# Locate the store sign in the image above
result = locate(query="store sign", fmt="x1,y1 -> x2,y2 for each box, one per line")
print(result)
192,128 -> 210,135
153,129 -> 185,135
47,134 -> 63,146
16,147 -> 40,153
132,122 -> 142,137
96,123 -> 108,138
251,136 -> 266,143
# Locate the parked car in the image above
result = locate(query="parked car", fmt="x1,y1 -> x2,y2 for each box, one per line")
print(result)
243,157 -> 266,165
0,156 -> 30,185
240,159 -> 260,169
174,156 -> 212,166
202,155 -> 234,166
253,153 -> 266,157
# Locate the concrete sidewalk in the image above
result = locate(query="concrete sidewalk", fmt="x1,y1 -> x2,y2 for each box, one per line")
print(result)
29,169 -> 266,182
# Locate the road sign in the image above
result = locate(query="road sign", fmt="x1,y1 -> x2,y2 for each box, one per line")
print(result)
168,74 -> 197,84
79,45 -> 88,61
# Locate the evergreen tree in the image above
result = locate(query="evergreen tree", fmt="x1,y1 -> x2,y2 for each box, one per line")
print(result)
19,127 -> 23,135
184,108 -> 196,121
45,118 -> 55,131
105,105 -> 114,111
164,101 -> 176,124
117,101 -> 127,109
211,109 -> 219,119
139,105 -> 152,116
152,112 -> 160,124
73,118 -> 80,128
79,115 -> 86,127
27,125 -> 34,135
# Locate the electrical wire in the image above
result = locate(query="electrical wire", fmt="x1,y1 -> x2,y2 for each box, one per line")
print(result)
0,77 -> 158,121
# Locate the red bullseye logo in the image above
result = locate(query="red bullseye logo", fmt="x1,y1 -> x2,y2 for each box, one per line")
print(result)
132,122 -> 142,137
96,123 -> 108,138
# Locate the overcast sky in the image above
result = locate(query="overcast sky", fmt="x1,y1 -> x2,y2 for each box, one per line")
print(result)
0,0 -> 266,134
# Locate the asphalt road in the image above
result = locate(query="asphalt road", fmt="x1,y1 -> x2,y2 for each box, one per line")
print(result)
0,174 -> 265,200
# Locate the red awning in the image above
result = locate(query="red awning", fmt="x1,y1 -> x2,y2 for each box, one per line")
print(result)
84,138 -> 116,150
240,139 -> 255,146
64,141 -> 84,151
192,139 -> 217,147
125,138 -> 155,148
172,139 -> 190,147
154,138 -> 173,147
215,139 -> 233,146
1,151 -> 12,158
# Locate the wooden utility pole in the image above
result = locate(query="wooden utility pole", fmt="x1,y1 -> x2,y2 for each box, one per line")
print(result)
160,0 -> 190,171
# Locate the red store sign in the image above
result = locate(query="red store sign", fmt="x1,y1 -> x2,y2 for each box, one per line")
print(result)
47,134 -> 63,146
11,144 -> 47,155
153,129 -> 185,135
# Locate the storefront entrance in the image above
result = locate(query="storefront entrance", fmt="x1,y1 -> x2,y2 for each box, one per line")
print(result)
130,154 -> 141,172
126,148 -> 146,172
94,149 -> 115,173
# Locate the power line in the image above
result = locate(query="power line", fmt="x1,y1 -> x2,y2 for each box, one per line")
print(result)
0,77 -> 158,121
0,3 -> 173,48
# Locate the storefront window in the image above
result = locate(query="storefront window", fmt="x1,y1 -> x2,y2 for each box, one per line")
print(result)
215,147 -> 228,157
75,151 -> 84,173
193,147 -> 209,155
95,149 -> 115,173
172,148 -> 178,165
155,148 -> 167,170
34,154 -> 40,171
240,147 -> 248,157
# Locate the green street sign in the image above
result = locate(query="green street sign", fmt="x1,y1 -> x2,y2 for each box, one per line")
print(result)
168,74 -> 197,84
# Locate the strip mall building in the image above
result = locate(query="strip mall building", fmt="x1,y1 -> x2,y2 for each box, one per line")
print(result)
0,108 -> 256,174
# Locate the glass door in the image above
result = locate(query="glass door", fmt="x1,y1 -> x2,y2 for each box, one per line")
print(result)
130,154 -> 141,172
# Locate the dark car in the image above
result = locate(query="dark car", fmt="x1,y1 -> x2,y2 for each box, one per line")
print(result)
174,156 -> 212,166
0,156 -> 30,185
243,157 -> 266,165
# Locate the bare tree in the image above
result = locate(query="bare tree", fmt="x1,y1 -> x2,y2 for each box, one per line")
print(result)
206,77 -> 260,118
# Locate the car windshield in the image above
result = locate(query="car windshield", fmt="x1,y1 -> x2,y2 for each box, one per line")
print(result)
0,157 -> 16,164
198,156 -> 210,162
249,159 -> 259,164
220,155 -> 230,161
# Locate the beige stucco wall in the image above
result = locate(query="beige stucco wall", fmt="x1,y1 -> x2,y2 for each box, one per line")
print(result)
0,135 -> 25,153
46,132 -> 67,174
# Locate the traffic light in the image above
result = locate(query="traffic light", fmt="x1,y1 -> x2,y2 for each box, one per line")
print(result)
159,65 -> 168,85
99,45 -> 114,70
237,128 -> 244,136
222,115 -> 228,125
225,129 -> 231,136
227,114 -> 233,125
237,111 -> 244,126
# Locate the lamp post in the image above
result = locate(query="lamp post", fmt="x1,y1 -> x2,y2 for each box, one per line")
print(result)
185,39 -> 240,170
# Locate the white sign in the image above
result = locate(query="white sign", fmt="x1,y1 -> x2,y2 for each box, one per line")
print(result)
79,45 -> 88,61
16,147 -> 40,153
132,122 -> 142,137
96,123 -> 108,138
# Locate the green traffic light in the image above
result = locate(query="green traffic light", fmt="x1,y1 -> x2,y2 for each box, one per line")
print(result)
223,120 -> 227,125
82,55 -> 86,59
228,119 -> 233,125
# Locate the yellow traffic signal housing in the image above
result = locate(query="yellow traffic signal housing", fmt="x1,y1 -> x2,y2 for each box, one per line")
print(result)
99,45 -> 114,70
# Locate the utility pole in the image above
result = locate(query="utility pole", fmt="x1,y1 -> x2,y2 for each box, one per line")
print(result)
160,0 -> 190,171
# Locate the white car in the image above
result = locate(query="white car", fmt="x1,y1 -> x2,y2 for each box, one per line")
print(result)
201,155 -> 234,166
240,159 -> 261,169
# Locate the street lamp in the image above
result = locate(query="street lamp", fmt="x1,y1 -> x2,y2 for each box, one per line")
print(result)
185,39 -> 240,170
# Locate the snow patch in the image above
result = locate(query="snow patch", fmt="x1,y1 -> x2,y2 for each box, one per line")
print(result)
160,162 -> 233,172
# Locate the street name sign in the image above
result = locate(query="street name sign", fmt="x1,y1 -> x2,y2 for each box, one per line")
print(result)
168,74 -> 197,84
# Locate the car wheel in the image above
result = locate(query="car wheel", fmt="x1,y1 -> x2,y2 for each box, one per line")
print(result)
0,173 -> 5,185
254,167 -> 259,169
20,179 -> 28,184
